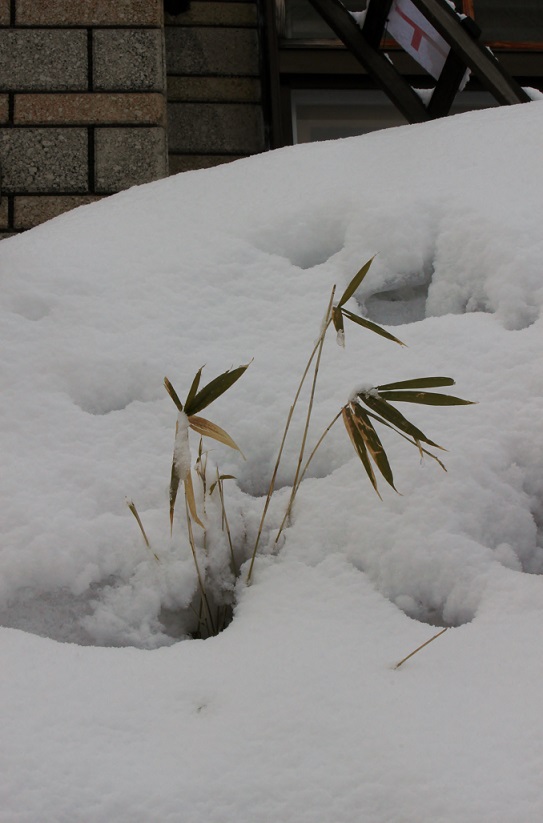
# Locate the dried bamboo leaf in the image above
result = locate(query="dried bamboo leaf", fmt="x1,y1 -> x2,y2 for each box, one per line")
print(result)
184,362 -> 250,416
169,459 -> 181,534
164,377 -> 184,412
363,408 -> 448,470
341,308 -> 405,346
351,404 -> 397,490
189,415 -> 244,456
342,406 -> 381,498
337,257 -> 375,308
184,469 -> 204,528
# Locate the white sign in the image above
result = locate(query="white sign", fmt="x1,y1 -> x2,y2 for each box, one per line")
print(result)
387,0 -> 450,79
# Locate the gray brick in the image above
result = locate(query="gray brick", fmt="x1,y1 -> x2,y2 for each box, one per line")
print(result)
0,128 -> 87,192
168,103 -> 264,153
93,30 -> 165,92
165,28 -> 259,76
95,127 -> 167,192
0,30 -> 87,91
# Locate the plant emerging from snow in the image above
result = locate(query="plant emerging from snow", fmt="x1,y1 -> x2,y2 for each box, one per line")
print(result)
129,257 -> 474,638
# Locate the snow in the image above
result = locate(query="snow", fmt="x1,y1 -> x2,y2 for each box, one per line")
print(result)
1,100 -> 543,821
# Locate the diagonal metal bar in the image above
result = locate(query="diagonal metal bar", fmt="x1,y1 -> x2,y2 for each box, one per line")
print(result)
408,0 -> 531,104
306,0 -> 430,122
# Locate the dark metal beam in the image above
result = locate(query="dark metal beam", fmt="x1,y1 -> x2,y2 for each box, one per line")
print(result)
408,0 -> 531,104
305,0 -> 430,122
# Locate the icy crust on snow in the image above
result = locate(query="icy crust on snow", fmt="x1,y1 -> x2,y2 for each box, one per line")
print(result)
0,102 -> 543,650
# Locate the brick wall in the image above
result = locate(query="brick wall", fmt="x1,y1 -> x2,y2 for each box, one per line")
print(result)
0,0 -> 168,238
165,1 -> 266,173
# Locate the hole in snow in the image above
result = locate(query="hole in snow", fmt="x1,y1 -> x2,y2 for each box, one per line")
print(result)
362,268 -> 432,326
251,213 -> 345,270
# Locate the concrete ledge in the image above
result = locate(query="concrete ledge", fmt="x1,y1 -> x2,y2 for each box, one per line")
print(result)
14,195 -> 102,229
169,154 -> 244,174
165,2 -> 257,27
95,127 -> 168,192
16,0 -> 164,26
15,93 -> 166,125
167,76 -> 261,102
0,30 -> 88,91
168,102 -> 264,153
0,94 -> 8,123
93,30 -> 165,92
0,128 -> 88,192
165,28 -> 260,76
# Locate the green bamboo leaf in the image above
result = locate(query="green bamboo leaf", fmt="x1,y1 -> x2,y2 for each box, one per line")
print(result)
184,362 -> 250,416
376,376 -> 456,391
378,390 -> 475,406
337,257 -> 375,308
358,394 -> 442,449
164,377 -> 184,412
351,404 -> 396,490
332,306 -> 345,346
342,406 -> 381,498
184,366 -> 204,411
363,407 -> 448,470
341,309 -> 405,346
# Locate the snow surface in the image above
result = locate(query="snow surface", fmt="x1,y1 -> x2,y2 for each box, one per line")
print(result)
1,101 -> 543,821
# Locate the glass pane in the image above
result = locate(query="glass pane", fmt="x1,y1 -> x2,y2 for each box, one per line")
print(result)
291,89 -> 496,143
475,0 -> 543,42
284,0 -> 367,39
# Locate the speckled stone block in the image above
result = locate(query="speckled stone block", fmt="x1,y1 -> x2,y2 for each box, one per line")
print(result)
165,28 -> 260,76
0,195 -> 8,229
0,0 -> 10,26
0,30 -> 88,91
14,195 -> 102,229
0,128 -> 88,192
165,2 -> 257,27
0,94 -> 8,123
168,102 -> 264,153
16,0 -> 163,26
93,30 -> 165,92
15,93 -> 166,125
95,127 -> 167,192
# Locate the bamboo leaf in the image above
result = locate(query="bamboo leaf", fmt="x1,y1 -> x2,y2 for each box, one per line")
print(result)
376,376 -> 456,391
209,474 -> 236,495
342,406 -> 381,498
378,390 -> 475,406
337,257 -> 375,308
358,394 -> 443,449
351,404 -> 397,490
341,309 -> 405,346
169,459 -> 181,534
363,408 -> 448,471
184,469 -> 204,528
332,306 -> 345,347
185,366 -> 204,412
184,363 -> 250,416
189,415 -> 245,456
164,377 -> 184,412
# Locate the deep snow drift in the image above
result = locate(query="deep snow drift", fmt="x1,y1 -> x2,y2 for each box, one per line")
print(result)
1,101 -> 543,822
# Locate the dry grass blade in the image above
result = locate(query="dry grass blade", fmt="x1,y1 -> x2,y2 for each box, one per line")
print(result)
164,377 -> 184,412
169,459 -> 181,535
336,256 -> 375,308
189,415 -> 245,456
184,363 -> 250,416
341,308 -> 406,346
342,406 -> 382,498
126,499 -> 160,563
394,627 -> 448,669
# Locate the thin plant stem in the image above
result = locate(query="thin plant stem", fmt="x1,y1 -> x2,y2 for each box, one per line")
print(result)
274,409 -> 343,545
246,287 -> 336,583
185,495 -> 216,636
126,499 -> 160,563
216,469 -> 236,571
394,627 -> 448,670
